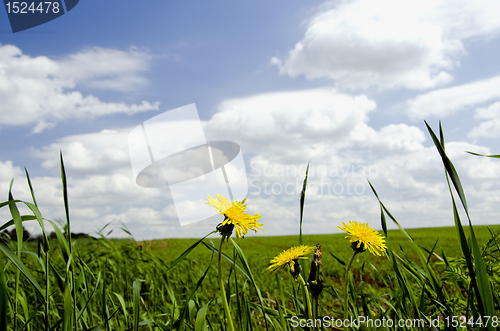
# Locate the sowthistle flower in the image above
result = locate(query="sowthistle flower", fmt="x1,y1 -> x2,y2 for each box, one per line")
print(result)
267,245 -> 315,278
206,194 -> 264,240
205,194 -> 264,331
338,220 -> 386,325
337,220 -> 387,256
267,245 -> 315,319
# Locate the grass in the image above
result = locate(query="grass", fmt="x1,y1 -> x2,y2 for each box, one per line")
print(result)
0,121 -> 499,330
145,224 -> 500,286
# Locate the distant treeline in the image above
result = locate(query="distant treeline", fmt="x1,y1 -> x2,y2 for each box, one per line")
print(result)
0,228 -> 91,242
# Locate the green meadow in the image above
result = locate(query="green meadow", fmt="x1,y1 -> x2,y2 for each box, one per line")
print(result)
0,123 -> 499,330
146,223 -> 500,289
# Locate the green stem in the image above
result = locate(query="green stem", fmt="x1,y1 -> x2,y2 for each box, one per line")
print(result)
14,270 -> 19,331
45,250 -> 49,331
315,296 -> 319,323
297,274 -> 313,320
218,239 -> 235,331
14,233 -> 22,331
343,251 -> 357,327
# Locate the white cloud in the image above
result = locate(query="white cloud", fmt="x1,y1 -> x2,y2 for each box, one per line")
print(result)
469,101 -> 500,139
30,128 -> 165,207
203,89 -> 500,235
273,0 -> 500,90
0,44 -> 159,133
59,46 -> 151,91
243,139 -> 500,235
3,88 -> 500,239
406,75 -> 500,119
0,160 -> 23,193
34,128 -> 135,173
374,124 -> 426,152
205,88 -> 377,164
20,126 -> 226,239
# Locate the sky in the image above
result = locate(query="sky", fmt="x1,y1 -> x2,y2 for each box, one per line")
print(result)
1,0 -> 500,240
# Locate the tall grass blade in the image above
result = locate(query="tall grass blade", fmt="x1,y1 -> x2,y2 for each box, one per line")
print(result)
24,167 -> 38,207
424,121 -> 468,213
0,241 -> 44,297
0,215 -> 36,232
24,169 -> 50,251
60,152 -> 79,330
328,246 -> 346,266
201,242 -> 249,279
466,151 -> 500,159
8,180 -> 23,331
0,259 -> 7,331
167,231 -> 217,272
298,162 -> 310,282
427,121 -> 495,328
63,281 -> 73,331
230,238 -> 268,330
176,254 -> 213,331
113,292 -> 128,322
0,201 -> 49,252
470,228 -> 495,330
299,162 -> 309,246
8,181 -> 23,253
47,220 -> 70,262
60,152 -> 71,240
195,300 -> 212,331
232,248 -> 242,327
77,272 -> 101,322
133,279 -> 143,331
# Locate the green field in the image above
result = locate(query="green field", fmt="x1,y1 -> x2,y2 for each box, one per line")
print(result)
1,123 -> 500,330
2,222 -> 499,330
145,224 -> 500,286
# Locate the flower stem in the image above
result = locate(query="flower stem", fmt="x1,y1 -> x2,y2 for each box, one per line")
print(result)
297,274 -> 313,320
218,239 -> 235,331
343,251 -> 357,326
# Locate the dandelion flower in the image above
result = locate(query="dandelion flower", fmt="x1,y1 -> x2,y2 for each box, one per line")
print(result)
206,194 -> 263,239
267,245 -> 315,276
337,221 -> 387,256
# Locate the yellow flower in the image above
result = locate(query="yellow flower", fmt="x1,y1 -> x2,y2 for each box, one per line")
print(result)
206,194 -> 264,239
267,245 -> 316,276
337,221 -> 387,256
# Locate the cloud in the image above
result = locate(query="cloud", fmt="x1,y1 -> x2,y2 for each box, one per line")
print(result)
205,88 -> 377,164
0,44 -> 159,133
406,75 -> 500,119
203,89 -> 500,234
0,160 -> 23,193
58,46 -> 151,91
0,128 -> 174,237
3,88 -> 500,239
469,102 -> 500,139
272,0 -> 500,90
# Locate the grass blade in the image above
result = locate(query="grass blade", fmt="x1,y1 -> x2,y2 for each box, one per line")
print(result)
230,238 -> 268,330
63,281 -> 73,331
133,279 -> 143,331
175,253 -> 213,331
0,241 -> 44,298
195,300 -> 212,331
201,241 -> 250,279
299,162 -> 310,246
427,121 -> 495,327
466,151 -> 500,159
167,231 -> 217,272
0,215 -> 36,232
425,121 -> 469,213
77,272 -> 101,322
0,259 -> 7,331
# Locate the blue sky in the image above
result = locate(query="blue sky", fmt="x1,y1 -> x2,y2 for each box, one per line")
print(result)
1,0 -> 500,239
